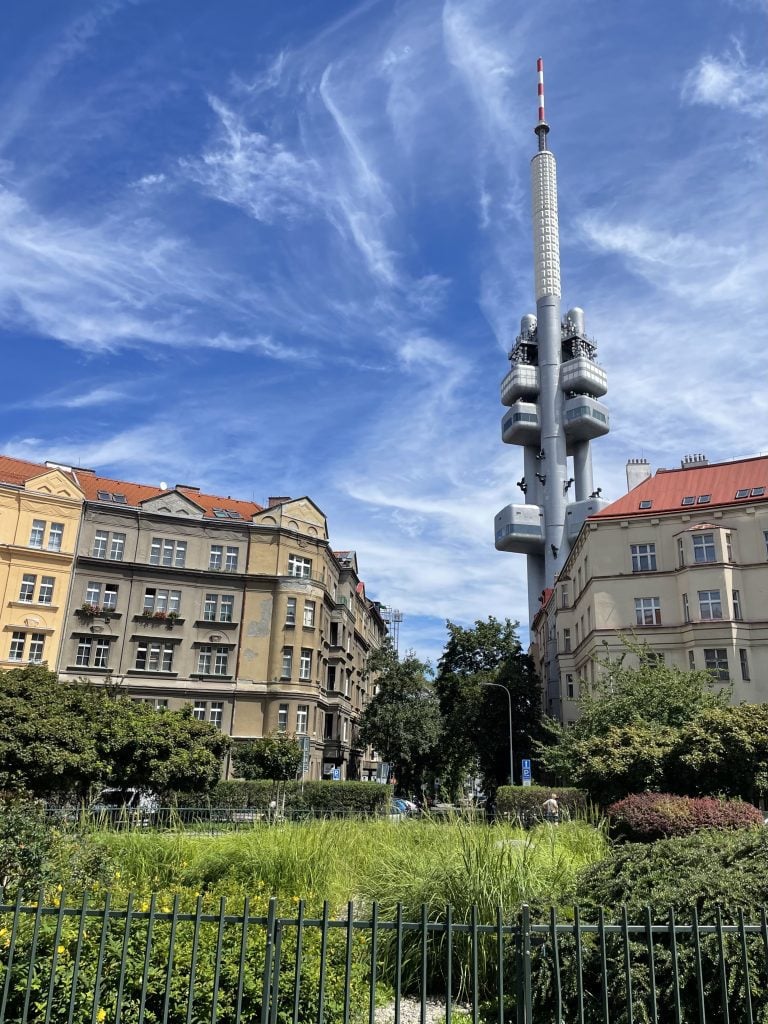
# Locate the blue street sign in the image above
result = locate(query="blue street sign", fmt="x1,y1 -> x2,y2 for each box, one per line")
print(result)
521,759 -> 532,787
332,767 -> 341,781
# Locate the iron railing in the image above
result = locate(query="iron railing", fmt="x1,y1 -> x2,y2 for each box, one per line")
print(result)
2,893 -> 768,1022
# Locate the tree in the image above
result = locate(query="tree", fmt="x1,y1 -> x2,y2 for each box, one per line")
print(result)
435,618 -> 541,795
0,666 -> 229,799
232,735 -> 303,781
358,641 -> 441,796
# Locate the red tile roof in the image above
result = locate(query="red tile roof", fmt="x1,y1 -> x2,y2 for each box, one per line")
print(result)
592,455 -> 768,519
0,455 -> 51,486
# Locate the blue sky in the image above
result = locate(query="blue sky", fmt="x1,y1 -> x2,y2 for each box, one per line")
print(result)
1,0 -> 766,665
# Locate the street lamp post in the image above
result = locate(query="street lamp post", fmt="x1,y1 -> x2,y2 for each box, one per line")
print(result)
478,681 -> 514,786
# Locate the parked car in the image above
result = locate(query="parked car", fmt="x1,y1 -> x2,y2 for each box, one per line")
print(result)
89,788 -> 159,826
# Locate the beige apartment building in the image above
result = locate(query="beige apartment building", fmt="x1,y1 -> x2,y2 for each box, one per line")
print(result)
532,454 -> 768,723
0,455 -> 386,780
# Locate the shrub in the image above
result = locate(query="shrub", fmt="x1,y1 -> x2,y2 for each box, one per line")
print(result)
495,786 -> 587,823
171,780 -> 390,815
0,794 -> 57,893
607,792 -> 763,841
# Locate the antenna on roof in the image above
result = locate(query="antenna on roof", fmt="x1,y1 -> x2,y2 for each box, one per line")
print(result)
534,56 -> 550,151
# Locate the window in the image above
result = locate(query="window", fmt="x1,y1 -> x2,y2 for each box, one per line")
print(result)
342,719 -> 349,742
75,638 -> 110,669
193,702 -> 206,721
93,530 -> 108,558
704,648 -> 729,681
677,538 -> 685,568
209,545 -> 223,570
303,601 -> 316,627
635,597 -> 661,626
752,487 -> 765,497
85,582 -> 118,610
281,648 -> 292,678
639,499 -> 653,510
733,590 -> 742,621
278,704 -> 289,733
565,673 -> 574,699
692,533 -> 716,564
681,496 -> 695,506
197,647 -> 212,674
327,665 -> 336,690
288,554 -> 312,579
740,649 -> 750,681
150,538 -> 186,567
696,495 -> 711,505
28,634 -> 45,663
29,520 -> 45,548
214,648 -> 229,675
220,595 -> 235,622
682,593 -> 690,623
735,488 -> 750,499
225,546 -> 239,571
9,631 -> 45,663
296,704 -> 309,734
48,523 -> 63,551
688,650 -> 695,670
286,597 -> 297,626
577,567 -> 582,593
630,543 -> 657,572
209,702 -> 224,729
698,590 -> 723,620
109,534 -> 125,560
19,574 -> 36,602
143,588 -> 181,614
102,584 -> 118,610
135,641 -> 174,672
299,648 -> 312,681
86,581 -> 101,605
560,586 -> 569,609
38,577 -> 54,604
196,646 -> 229,675
725,533 -> 733,562
204,594 -> 218,621
764,531 -> 768,558
324,712 -> 334,739
9,632 -> 25,661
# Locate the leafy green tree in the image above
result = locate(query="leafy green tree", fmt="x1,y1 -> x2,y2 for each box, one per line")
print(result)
232,734 -> 303,781
358,641 -> 441,796
0,666 -> 229,799
435,617 -> 541,795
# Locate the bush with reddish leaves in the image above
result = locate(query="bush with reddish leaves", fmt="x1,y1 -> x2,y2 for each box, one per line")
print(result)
607,792 -> 763,841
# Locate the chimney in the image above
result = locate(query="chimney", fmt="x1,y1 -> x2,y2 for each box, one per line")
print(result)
626,458 -> 651,492
680,454 -> 709,469
268,496 -> 291,508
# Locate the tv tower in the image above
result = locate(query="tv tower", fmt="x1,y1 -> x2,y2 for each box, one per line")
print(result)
494,58 -> 610,626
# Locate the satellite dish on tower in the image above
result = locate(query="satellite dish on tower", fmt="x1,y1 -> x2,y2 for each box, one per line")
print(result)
160,481 -> 168,490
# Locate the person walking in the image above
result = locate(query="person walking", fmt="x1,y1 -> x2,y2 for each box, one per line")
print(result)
542,793 -> 559,824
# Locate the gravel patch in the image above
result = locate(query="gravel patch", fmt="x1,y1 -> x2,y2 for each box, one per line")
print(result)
375,997 -> 469,1023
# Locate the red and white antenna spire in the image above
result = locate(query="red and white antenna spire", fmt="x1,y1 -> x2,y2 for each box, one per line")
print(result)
535,56 -> 550,150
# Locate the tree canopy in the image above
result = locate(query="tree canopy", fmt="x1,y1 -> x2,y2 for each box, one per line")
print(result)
232,734 -> 303,781
0,666 -> 229,799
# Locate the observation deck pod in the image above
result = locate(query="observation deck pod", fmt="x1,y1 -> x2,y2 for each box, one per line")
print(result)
501,364 -> 539,406
494,503 -> 545,554
565,497 -> 611,543
502,402 -> 540,445
560,356 -> 607,397
563,396 -> 610,441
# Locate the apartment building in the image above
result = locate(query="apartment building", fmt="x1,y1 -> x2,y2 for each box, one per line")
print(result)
0,455 -> 386,779
532,455 -> 768,723
0,457 -> 84,671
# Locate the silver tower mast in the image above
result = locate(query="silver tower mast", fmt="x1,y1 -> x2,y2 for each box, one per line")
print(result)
494,58 -> 610,627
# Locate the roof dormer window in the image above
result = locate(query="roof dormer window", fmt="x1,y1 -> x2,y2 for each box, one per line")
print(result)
751,486 -> 765,497
696,495 -> 711,504
681,496 -> 695,506
638,500 -> 652,509
735,489 -> 750,498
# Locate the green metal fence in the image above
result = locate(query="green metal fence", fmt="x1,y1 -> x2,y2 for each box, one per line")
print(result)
2,892 -> 768,1023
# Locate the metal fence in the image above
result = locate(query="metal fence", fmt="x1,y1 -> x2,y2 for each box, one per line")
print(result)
2,892 -> 768,1023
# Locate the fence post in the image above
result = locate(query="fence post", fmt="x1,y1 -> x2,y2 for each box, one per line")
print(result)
260,898 -> 278,1024
520,904 -> 532,1024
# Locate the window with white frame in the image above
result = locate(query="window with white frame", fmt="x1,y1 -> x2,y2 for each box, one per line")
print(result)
38,576 -> 54,604
725,533 -> 734,562
203,594 -> 218,621
740,649 -> 750,681
296,704 -> 309,734
9,632 -> 26,661
342,718 -> 348,742
92,531 -> 108,558
196,645 -> 228,675
281,648 -> 293,678
630,543 -> 657,572
635,597 -> 661,626
48,523 -> 63,552
209,702 -> 224,729
214,647 -> 229,675
277,703 -> 289,732
682,593 -> 690,622
28,634 -> 45,663
303,601 -> 316,627
733,590 -> 742,620
562,628 -> 571,653
225,546 -> 239,571
9,631 -> 45,663
677,537 -> 685,568
692,533 -> 716,564
285,597 -> 297,626
220,594 -> 235,622
109,533 -> 125,560
85,582 -> 118,610
143,588 -> 181,614
18,574 -> 36,602
560,585 -> 569,608
565,673 -> 575,699
698,590 -> 723,620
197,646 -> 212,674
288,554 -> 312,578
75,637 -> 110,669
704,648 -> 729,681
209,544 -> 223,570
135,641 -> 174,672
193,702 -> 206,721
29,520 -> 45,548
150,538 -> 187,567
299,648 -> 312,680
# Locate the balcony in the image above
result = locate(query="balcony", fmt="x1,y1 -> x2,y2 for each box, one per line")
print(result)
494,503 -> 545,554
323,740 -> 346,762
560,356 -> 607,397
563,396 -> 610,441
501,402 -> 540,446
500,364 -> 539,406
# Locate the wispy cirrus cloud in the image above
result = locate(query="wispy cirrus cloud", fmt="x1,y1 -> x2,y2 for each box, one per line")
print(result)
682,45 -> 768,115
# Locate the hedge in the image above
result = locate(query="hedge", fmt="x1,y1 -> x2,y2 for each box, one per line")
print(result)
170,779 -> 390,814
495,785 -> 587,820
607,792 -> 763,841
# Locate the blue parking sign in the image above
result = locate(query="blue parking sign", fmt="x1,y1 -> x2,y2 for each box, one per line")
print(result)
332,767 -> 341,781
521,759 -> 532,787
